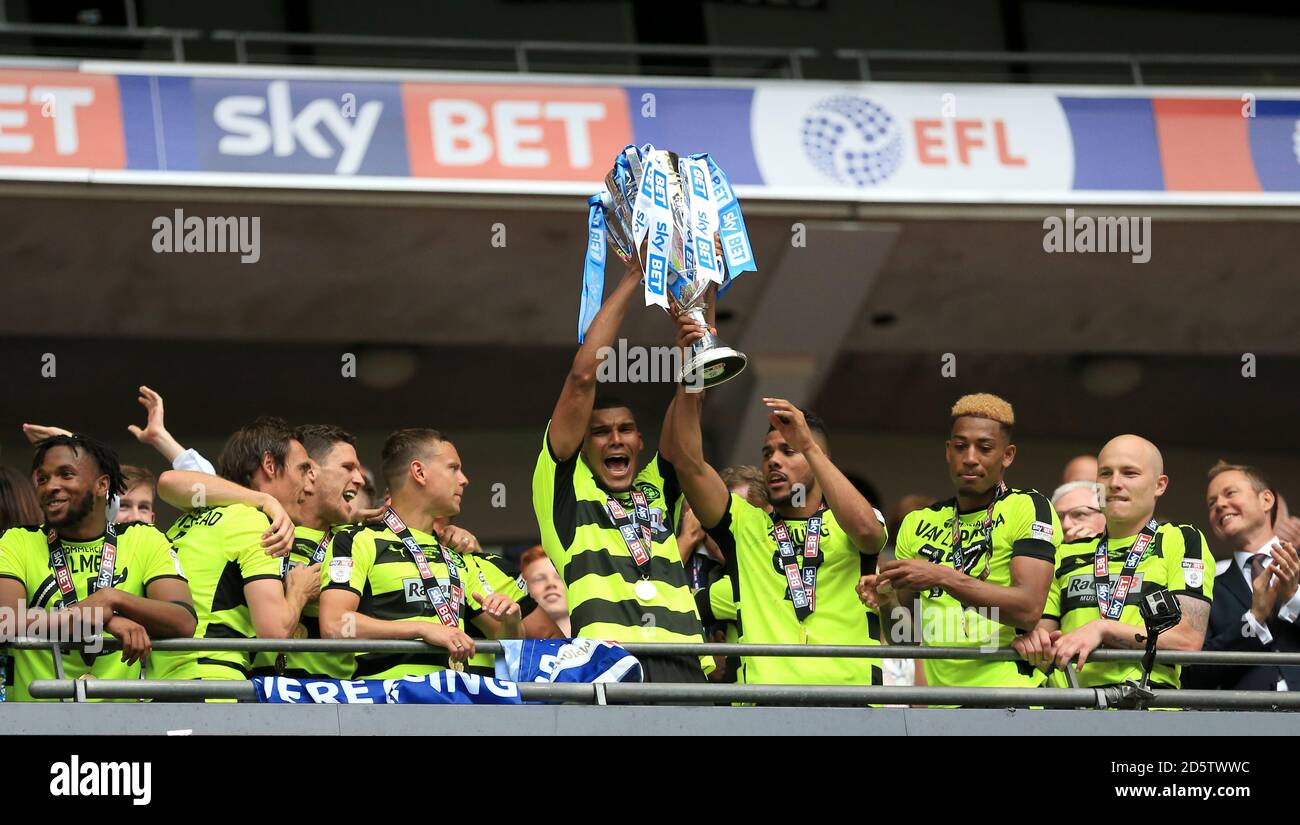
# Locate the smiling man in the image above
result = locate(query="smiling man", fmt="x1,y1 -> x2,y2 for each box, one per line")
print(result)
860,394 -> 1059,691
532,257 -> 708,683
151,418 -> 321,683
0,435 -> 195,701
245,424 -> 367,678
1183,461 -> 1300,691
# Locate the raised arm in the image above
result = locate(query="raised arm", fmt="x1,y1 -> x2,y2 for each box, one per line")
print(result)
664,379 -> 730,530
157,470 -> 292,557
548,260 -> 644,461
764,398 -> 885,554
127,385 -> 210,468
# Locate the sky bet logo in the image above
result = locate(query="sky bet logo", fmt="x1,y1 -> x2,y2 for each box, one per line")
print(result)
646,236 -> 668,295
651,168 -> 668,208
689,163 -> 708,198
198,78 -> 405,176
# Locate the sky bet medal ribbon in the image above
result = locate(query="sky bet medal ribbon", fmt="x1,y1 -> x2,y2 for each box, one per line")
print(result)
579,143 -> 755,390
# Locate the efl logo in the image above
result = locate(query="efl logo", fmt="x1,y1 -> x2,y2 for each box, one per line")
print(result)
49,755 -> 151,806
402,83 -> 630,180
0,70 -> 124,168
914,118 -> 1025,167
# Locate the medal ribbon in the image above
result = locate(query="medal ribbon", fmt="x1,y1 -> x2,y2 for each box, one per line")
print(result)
949,482 -> 1006,574
772,505 -> 826,623
605,490 -> 655,584
1094,518 -> 1159,620
47,520 -> 118,607
381,507 -> 461,628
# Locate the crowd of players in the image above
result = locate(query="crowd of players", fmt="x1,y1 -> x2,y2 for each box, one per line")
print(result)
2,258 -> 1298,701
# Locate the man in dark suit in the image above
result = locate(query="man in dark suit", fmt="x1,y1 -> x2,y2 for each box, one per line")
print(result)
1184,461 -> 1300,691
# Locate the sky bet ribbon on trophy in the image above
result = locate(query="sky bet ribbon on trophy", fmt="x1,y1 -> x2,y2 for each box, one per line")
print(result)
579,144 -> 757,390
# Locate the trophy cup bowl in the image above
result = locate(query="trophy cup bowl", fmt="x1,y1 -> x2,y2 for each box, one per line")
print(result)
600,147 -> 747,392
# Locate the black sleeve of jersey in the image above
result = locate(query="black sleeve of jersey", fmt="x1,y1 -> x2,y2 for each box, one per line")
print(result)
1012,538 -> 1056,562
695,586 -> 716,626
551,450 -> 581,551
703,507 -> 736,565
656,451 -> 683,526
1175,524 -> 1210,601
1012,491 -> 1057,562
703,507 -> 742,600
322,528 -> 359,593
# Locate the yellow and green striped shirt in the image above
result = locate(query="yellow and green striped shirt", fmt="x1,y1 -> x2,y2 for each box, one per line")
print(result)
532,424 -> 705,647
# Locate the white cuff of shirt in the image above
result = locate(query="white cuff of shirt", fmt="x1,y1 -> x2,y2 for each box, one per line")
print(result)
1244,610 -> 1274,646
172,448 -> 216,475
1279,590 -> 1300,624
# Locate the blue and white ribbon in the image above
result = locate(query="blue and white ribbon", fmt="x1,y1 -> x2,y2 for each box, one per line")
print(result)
705,154 -> 757,290
578,192 -> 607,343
642,151 -> 672,309
682,155 -> 724,285
630,146 -> 655,261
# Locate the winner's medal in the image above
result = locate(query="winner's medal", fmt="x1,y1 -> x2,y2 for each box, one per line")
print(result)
635,579 -> 657,602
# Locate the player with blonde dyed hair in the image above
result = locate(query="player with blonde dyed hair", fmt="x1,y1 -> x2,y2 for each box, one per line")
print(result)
859,393 -> 1061,693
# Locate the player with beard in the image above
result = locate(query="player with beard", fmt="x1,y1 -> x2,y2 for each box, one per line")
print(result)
859,394 -> 1060,691
663,316 -> 888,686
151,417 -> 321,682
0,435 -> 196,701
532,259 -> 708,682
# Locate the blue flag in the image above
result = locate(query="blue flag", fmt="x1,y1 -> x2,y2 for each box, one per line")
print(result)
254,670 -> 523,705
494,638 -> 643,683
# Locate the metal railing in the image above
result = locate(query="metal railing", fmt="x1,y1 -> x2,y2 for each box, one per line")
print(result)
0,22 -> 201,62
0,16 -> 1294,87
834,48 -> 1300,86
210,30 -> 817,78
27,678 -> 1300,710
8,636 -> 1300,710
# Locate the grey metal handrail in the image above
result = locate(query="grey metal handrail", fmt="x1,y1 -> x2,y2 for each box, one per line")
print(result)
209,30 -> 816,77
25,678 -> 1300,710
0,22 -> 201,62
6,636 -> 1300,666
834,48 -> 1300,86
